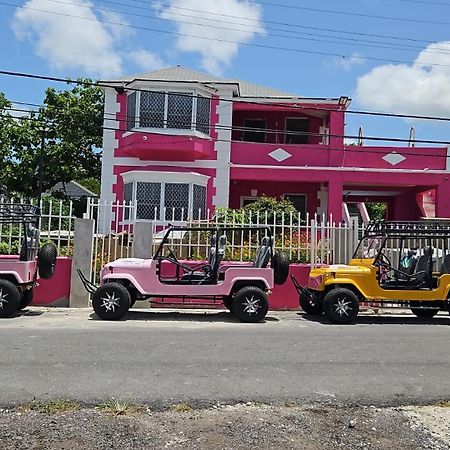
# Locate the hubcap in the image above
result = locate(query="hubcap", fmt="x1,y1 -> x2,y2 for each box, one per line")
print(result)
101,291 -> 120,312
242,295 -> 260,315
0,289 -> 8,309
334,297 -> 352,316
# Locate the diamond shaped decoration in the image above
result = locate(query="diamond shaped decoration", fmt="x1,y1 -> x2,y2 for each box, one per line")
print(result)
268,147 -> 292,162
382,151 -> 406,166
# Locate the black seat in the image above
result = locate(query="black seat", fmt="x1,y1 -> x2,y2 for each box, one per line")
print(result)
207,235 -> 227,283
254,236 -> 271,268
410,246 -> 433,285
440,254 -> 450,275
399,250 -> 417,276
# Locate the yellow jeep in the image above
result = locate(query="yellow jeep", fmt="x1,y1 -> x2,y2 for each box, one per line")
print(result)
292,221 -> 450,324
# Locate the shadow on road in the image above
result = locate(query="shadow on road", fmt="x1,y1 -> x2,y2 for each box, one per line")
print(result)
3,309 -> 45,319
299,312 -> 450,326
89,309 -> 280,324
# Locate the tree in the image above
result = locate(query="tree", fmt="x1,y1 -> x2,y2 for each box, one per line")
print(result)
0,81 -> 104,197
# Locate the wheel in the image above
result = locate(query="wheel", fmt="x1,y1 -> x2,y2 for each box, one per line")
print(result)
300,294 -> 322,315
38,243 -> 57,279
18,288 -> 33,310
410,308 -> 438,318
223,295 -> 234,313
272,252 -> 290,285
232,286 -> 269,323
323,288 -> 359,324
92,282 -> 131,320
0,279 -> 21,318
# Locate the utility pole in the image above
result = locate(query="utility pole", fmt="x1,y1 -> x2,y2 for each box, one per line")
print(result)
38,128 -> 45,202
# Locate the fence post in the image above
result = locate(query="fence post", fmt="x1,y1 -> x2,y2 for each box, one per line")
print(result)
69,218 -> 95,308
133,221 -> 153,259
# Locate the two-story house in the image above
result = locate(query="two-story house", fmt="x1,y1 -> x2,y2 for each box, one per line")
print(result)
99,66 -> 450,227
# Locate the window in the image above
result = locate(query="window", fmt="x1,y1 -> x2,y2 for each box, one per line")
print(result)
284,194 -> 307,217
126,91 -> 210,134
136,182 -> 161,220
121,171 -> 208,222
139,91 -> 165,128
164,183 -> 189,220
126,92 -> 136,130
193,185 -> 207,219
285,118 -> 309,144
243,119 -> 266,143
124,183 -> 133,220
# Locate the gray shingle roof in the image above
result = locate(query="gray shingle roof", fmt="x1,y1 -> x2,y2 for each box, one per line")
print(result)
50,181 -> 98,199
102,66 -> 301,99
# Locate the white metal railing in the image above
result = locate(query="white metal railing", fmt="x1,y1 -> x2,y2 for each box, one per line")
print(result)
0,197 -> 75,256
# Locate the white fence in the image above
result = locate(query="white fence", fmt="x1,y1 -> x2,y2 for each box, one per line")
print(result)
0,198 -> 75,256
84,200 -> 363,281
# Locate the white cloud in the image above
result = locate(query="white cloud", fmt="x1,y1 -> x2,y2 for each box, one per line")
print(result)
332,52 -> 365,71
12,0 -> 124,75
129,49 -> 165,71
157,0 -> 265,74
355,41 -> 450,117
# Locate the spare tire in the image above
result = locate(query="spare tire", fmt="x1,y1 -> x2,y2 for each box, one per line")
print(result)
38,243 -> 57,280
272,252 -> 290,285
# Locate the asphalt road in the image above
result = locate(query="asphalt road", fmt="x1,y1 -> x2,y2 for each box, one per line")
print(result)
1,307 -> 450,407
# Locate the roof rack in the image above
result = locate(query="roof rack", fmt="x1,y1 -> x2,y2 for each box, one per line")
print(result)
364,220 -> 450,237
0,203 -> 40,225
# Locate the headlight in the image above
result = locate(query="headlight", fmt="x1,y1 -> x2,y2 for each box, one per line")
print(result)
308,275 -> 323,289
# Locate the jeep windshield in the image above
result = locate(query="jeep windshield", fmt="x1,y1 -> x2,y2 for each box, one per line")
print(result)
353,235 -> 385,260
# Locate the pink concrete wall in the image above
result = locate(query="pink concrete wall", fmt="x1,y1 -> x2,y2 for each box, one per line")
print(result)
34,257 -> 72,306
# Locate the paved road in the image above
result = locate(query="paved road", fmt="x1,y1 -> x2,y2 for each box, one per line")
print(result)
1,308 -> 450,407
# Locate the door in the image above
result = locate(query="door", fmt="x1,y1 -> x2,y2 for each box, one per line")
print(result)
284,194 -> 307,217
285,118 -> 309,144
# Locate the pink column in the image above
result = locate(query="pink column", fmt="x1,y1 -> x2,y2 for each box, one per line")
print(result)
435,180 -> 450,218
328,111 -> 345,166
327,177 -> 343,222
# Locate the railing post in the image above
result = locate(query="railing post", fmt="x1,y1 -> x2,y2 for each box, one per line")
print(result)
133,221 -> 153,259
69,218 -> 95,308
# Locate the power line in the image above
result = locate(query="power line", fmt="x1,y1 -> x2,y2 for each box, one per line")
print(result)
130,0 -> 446,46
4,105 -> 450,147
398,0 -> 450,6
250,0 -> 450,26
32,0 -> 450,57
3,1 -> 450,68
2,69 -> 450,123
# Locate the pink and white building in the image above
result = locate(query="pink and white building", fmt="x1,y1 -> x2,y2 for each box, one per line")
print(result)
100,66 -> 450,226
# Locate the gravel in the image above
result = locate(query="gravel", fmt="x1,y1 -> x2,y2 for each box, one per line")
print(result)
0,403 -> 448,449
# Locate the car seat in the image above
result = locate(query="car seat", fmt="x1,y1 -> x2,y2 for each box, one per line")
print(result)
207,234 -> 227,283
399,250 -> 417,276
253,236 -> 271,268
440,254 -> 450,275
410,246 -> 433,285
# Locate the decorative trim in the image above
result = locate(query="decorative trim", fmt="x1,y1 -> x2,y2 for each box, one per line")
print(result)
121,170 -> 209,186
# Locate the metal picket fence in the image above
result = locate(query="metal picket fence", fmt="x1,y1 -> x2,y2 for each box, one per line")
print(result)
0,197 -> 75,256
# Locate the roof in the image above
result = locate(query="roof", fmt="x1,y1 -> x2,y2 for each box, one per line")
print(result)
102,66 -> 342,102
50,181 -> 98,199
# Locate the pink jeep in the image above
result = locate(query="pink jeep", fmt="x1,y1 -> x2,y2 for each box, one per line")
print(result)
82,225 -> 289,323
0,203 -> 57,317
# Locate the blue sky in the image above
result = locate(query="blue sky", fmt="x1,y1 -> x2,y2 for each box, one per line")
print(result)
1,0 -> 449,146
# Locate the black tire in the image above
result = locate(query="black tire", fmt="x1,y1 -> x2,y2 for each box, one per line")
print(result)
233,286 -> 269,323
38,243 -> 57,280
18,288 -> 33,310
410,308 -> 438,318
0,279 -> 21,318
223,295 -> 234,313
92,282 -> 131,320
273,252 -> 290,285
300,294 -> 322,315
323,288 -> 359,324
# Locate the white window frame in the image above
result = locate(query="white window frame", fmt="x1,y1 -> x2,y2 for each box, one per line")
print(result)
240,196 -> 259,208
121,171 -> 209,223
126,89 -> 211,137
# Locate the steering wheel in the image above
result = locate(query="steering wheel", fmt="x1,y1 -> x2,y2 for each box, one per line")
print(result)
378,252 -> 392,268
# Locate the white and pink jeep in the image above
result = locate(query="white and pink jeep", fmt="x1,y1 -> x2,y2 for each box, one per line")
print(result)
0,203 -> 57,317
82,225 -> 289,323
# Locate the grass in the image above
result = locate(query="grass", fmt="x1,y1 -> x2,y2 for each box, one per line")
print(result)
27,399 -> 80,414
97,399 -> 144,416
170,402 -> 193,413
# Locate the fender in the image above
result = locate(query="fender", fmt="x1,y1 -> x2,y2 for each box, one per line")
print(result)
102,273 -> 147,295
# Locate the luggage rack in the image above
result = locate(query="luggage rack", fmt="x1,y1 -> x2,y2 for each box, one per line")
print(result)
0,203 -> 40,225
364,220 -> 450,238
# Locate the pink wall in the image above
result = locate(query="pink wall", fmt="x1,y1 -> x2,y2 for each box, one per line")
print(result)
229,180 -> 321,215
34,257 -> 72,306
